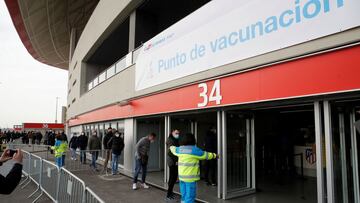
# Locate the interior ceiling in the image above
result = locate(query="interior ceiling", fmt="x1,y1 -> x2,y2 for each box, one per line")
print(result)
6,0 -> 99,70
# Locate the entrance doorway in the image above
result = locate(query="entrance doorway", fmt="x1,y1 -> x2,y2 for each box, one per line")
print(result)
253,105 -> 317,202
223,111 -> 256,199
135,117 -> 165,186
170,112 -> 219,202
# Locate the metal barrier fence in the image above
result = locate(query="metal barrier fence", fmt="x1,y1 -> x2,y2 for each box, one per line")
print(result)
57,167 -> 86,203
62,149 -> 124,175
8,143 -> 50,152
41,159 -> 59,202
85,187 -> 105,203
19,150 -> 31,186
65,149 -> 106,172
28,153 -> 43,202
12,147 -> 106,203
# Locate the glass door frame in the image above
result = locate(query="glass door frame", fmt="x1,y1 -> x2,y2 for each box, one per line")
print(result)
338,112 -> 350,203
323,101 -> 360,203
164,111 -> 224,199
221,110 -> 256,199
350,108 -> 360,202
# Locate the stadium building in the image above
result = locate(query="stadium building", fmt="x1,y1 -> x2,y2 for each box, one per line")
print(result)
6,0 -> 360,202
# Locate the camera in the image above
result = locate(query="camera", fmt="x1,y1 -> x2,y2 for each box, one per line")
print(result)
8,149 -> 17,157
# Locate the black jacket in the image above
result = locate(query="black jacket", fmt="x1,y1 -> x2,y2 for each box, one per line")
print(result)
69,136 -> 78,149
103,132 -> 113,150
0,163 -> 22,194
166,135 -> 179,166
77,135 -> 88,150
107,136 -> 124,155
204,131 -> 217,153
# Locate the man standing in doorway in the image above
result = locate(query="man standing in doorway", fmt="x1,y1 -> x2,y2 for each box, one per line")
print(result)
204,126 -> 217,186
102,127 -> 113,173
166,129 -> 180,201
132,132 -> 156,190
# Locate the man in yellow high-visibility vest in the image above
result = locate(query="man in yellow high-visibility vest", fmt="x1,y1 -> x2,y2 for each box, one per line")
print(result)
170,133 -> 218,203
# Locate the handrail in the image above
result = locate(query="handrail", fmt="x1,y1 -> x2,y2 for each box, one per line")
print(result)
88,45 -> 143,91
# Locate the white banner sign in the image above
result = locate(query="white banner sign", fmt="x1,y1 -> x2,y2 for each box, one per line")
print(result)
135,0 -> 360,91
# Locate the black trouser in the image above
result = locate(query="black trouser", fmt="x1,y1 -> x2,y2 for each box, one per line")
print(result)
205,159 -> 217,184
167,165 -> 178,196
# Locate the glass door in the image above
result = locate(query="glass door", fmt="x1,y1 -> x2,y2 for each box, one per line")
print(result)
350,108 -> 360,202
331,104 -> 360,203
223,111 -> 255,199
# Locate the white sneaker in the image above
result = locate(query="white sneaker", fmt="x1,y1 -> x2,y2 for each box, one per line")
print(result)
141,183 -> 150,189
132,183 -> 137,190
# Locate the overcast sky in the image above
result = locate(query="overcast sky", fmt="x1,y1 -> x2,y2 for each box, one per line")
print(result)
0,1 -> 68,128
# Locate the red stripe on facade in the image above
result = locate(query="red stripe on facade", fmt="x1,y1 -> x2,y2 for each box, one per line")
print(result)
69,45 -> 360,126
5,0 -> 40,62
23,123 -> 65,129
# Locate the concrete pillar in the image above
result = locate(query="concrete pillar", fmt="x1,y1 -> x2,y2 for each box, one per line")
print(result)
124,118 -> 135,176
69,28 -> 77,61
128,11 -> 136,52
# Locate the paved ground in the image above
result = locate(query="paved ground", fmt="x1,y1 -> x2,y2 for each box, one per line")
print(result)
74,170 -> 173,203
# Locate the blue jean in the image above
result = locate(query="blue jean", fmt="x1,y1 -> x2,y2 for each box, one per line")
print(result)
133,158 -> 147,183
70,148 -> 77,159
55,156 -> 64,168
179,181 -> 196,203
112,153 -> 120,174
91,151 -> 99,168
80,150 -> 86,163
62,155 -> 65,166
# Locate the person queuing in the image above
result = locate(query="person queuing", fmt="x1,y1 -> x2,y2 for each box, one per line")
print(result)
51,134 -> 68,168
204,127 -> 217,186
43,131 -> 49,145
132,132 -> 156,190
77,132 -> 88,164
0,149 -> 23,194
35,131 -> 43,145
107,131 -> 125,175
48,131 -> 56,154
102,127 -> 113,173
166,129 -> 180,201
88,130 -> 101,171
170,133 -> 219,203
28,131 -> 34,145
69,133 -> 79,160
61,131 -> 68,143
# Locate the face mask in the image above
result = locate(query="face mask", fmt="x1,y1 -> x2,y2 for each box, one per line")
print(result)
173,133 -> 179,139
115,133 -> 120,137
